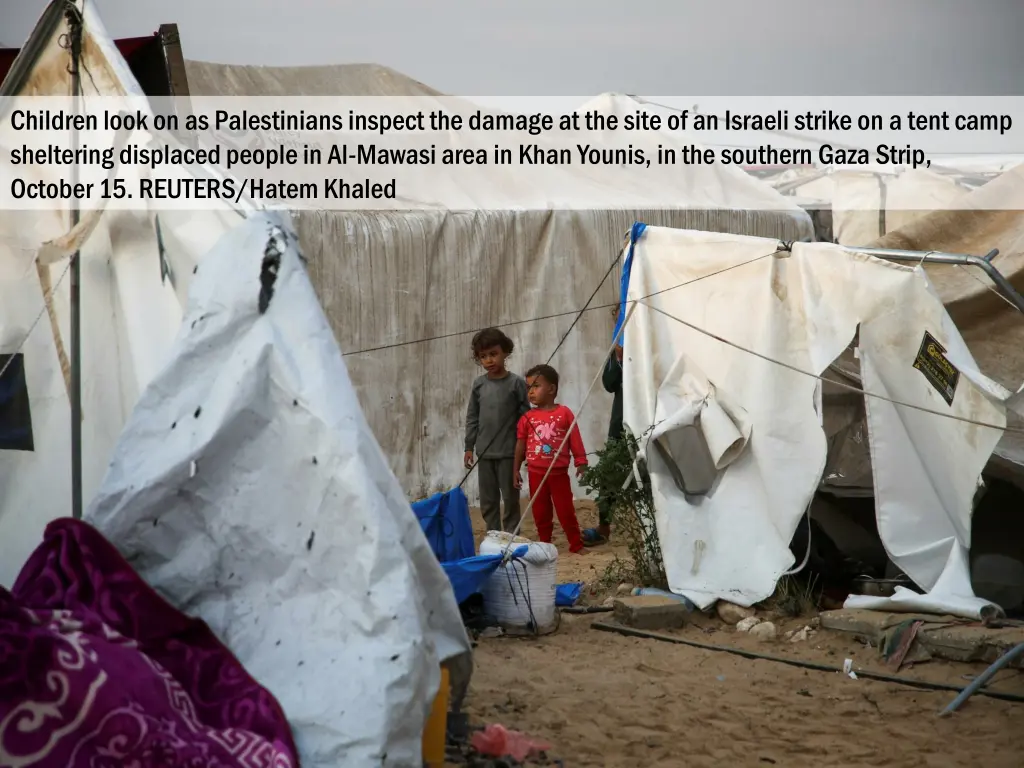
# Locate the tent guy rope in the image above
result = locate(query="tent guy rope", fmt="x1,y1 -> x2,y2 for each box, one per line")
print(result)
641,300 -> 1024,435
0,259 -> 73,385
343,251 -> 776,358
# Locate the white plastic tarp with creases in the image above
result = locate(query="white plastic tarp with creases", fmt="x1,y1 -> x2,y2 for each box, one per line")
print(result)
621,226 -> 1014,618
86,211 -> 471,767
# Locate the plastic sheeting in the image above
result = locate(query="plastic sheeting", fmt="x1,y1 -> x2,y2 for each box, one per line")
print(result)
621,226 -> 1016,617
412,487 -> 476,563
555,582 -> 583,607
442,546 -> 528,605
86,211 -> 471,767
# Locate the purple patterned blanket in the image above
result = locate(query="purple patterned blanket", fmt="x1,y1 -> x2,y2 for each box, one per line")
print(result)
0,518 -> 299,767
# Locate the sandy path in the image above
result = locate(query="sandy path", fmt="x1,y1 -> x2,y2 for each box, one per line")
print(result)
460,501 -> 1024,767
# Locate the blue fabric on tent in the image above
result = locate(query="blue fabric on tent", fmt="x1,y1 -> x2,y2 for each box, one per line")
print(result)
555,582 -> 583,607
412,487 -> 475,563
441,545 -> 529,605
612,222 -> 647,346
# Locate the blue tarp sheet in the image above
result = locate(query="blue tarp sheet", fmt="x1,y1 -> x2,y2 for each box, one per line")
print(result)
555,582 -> 583,607
441,545 -> 529,605
412,487 -> 475,563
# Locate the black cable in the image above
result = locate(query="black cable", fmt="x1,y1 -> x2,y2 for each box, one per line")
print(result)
591,621 -> 1024,704
342,249 -> 775,358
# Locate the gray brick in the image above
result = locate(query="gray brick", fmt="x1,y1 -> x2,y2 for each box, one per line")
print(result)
613,595 -> 689,630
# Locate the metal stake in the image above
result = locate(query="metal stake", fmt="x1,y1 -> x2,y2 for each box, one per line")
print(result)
68,8 -> 83,520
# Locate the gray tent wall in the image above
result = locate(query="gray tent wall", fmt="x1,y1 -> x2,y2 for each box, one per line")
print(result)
184,61 -> 814,499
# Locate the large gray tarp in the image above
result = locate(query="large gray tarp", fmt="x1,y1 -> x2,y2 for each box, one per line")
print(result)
183,61 -> 814,499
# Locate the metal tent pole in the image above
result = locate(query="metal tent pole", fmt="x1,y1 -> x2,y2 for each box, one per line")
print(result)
68,7 -> 83,520
839,246 -> 1024,315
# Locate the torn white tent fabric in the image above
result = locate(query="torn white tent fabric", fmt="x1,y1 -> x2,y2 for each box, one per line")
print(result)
846,286 -> 1009,618
620,226 -> 1014,617
86,211 -> 470,767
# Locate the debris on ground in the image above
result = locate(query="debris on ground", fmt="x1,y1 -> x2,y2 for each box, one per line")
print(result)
446,717 -> 563,766
784,625 -> 818,643
717,601 -> 756,625
749,621 -> 778,641
843,658 -> 858,679
880,618 -> 929,671
736,616 -> 761,632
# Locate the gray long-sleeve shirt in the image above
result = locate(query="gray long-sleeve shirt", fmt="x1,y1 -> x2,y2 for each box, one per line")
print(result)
464,372 -> 530,459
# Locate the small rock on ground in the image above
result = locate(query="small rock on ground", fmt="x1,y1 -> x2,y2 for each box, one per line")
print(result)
717,601 -> 756,625
749,621 -> 777,641
736,616 -> 762,633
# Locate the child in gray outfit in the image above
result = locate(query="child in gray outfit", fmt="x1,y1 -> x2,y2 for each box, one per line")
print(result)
464,328 -> 530,533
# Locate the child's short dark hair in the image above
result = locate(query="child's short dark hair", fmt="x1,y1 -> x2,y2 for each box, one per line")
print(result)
525,363 -> 559,394
471,327 -> 514,360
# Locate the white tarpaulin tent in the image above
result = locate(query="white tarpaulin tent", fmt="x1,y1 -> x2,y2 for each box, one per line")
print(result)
771,168 -> 976,246
0,0 -> 244,583
620,225 -> 1020,619
86,210 -> 471,767
0,0 -> 183,586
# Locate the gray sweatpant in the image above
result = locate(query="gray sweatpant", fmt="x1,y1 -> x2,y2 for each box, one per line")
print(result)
478,457 -> 521,533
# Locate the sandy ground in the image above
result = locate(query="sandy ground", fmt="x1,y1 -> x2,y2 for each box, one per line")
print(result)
458,501 -> 1024,767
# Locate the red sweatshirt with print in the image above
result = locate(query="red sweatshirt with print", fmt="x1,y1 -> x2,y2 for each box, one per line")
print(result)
516,404 -> 588,472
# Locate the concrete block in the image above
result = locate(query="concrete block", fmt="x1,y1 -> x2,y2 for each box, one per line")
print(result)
613,596 -> 689,630
819,609 -> 888,642
919,624 -> 1024,667
820,608 -> 1024,668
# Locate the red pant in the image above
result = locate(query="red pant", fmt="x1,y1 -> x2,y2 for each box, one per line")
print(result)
528,468 -> 583,553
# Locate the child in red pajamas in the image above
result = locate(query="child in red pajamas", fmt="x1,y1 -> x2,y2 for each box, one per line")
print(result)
513,364 -> 588,554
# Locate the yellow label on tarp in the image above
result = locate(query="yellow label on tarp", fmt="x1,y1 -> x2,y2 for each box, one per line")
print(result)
912,331 -> 959,406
